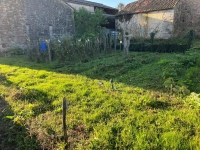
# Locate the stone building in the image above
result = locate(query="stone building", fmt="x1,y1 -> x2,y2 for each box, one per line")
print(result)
174,0 -> 200,37
0,0 -> 118,51
0,0 -> 74,51
116,0 -> 200,39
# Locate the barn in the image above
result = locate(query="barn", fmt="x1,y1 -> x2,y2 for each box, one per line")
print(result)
116,0 -> 200,39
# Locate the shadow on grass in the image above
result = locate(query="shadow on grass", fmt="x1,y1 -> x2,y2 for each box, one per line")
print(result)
0,73 -> 63,149
147,100 -> 170,110
11,87 -> 56,116
0,52 -> 166,92
0,74 -> 40,150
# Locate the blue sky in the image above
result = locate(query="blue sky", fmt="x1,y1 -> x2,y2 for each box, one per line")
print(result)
88,0 -> 136,8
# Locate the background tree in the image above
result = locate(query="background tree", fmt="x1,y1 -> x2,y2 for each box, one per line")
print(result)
118,3 -> 125,11
74,8 -> 108,40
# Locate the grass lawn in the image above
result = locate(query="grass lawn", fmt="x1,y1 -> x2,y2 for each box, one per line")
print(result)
0,49 -> 200,149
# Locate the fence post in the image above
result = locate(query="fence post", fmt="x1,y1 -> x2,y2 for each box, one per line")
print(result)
109,35 -> 112,50
104,35 -> 106,55
114,38 -> 117,51
47,41 -> 51,63
63,97 -> 68,149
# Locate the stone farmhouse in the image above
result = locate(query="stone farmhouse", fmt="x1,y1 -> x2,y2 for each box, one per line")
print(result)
116,0 -> 200,39
0,0 -> 118,51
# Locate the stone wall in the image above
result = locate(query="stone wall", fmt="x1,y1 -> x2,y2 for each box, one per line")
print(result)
116,9 -> 174,39
25,0 -> 74,48
116,13 -> 147,38
174,0 -> 200,37
0,0 -> 27,51
147,9 -> 174,39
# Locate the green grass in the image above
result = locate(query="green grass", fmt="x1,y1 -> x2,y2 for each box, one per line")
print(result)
0,49 -> 200,149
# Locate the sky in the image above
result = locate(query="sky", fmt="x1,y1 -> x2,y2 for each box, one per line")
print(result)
88,0 -> 136,8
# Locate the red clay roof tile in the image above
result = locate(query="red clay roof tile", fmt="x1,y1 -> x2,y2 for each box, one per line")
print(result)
118,0 -> 179,15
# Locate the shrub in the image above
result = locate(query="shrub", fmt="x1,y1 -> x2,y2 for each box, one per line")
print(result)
162,50 -> 200,93
50,37 -> 91,62
184,67 -> 200,92
129,43 -> 188,53
74,8 -> 108,39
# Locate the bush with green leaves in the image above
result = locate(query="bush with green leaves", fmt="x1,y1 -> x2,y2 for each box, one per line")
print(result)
74,8 -> 108,40
8,47 -> 26,55
50,37 -> 97,62
162,50 -> 200,94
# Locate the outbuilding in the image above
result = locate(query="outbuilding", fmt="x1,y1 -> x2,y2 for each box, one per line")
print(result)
116,0 -> 200,39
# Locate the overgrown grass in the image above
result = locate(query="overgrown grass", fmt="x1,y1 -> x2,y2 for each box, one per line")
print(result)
0,48 -> 200,149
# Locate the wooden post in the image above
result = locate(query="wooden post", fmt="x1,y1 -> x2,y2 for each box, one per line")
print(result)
120,41 -> 122,51
110,78 -> 114,90
109,35 -> 112,50
47,42 -> 51,63
63,97 -> 68,148
37,41 -> 40,63
104,35 -> 106,55
114,38 -> 117,52
98,38 -> 100,54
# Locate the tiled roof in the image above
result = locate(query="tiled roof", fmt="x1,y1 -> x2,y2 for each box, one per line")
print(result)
64,0 -> 118,10
118,0 -> 179,15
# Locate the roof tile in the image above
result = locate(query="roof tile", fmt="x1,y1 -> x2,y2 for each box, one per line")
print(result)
118,0 -> 179,15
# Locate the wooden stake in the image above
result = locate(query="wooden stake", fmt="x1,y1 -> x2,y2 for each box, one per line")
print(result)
47,42 -> 51,63
114,38 -> 117,52
63,97 -> 68,148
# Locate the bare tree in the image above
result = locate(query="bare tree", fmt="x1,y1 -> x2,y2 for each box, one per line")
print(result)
118,3 -> 125,11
